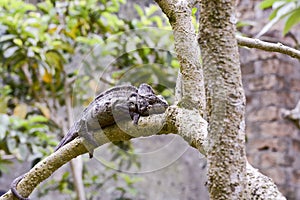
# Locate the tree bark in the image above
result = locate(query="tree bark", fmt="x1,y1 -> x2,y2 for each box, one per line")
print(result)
198,0 -> 247,199
155,0 -> 206,115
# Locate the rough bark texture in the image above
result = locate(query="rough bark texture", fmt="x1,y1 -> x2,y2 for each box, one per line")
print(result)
246,162 -> 287,199
198,0 -> 247,199
155,0 -> 206,115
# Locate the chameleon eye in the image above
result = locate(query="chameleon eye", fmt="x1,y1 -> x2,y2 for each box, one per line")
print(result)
129,101 -> 136,109
145,95 -> 156,104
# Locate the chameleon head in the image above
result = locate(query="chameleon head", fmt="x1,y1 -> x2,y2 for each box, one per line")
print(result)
138,94 -> 169,116
129,84 -> 169,117
147,95 -> 168,114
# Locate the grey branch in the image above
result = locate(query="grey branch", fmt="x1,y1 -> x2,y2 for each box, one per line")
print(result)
237,35 -> 300,60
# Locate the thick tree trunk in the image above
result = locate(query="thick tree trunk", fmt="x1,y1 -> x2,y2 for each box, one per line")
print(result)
198,0 -> 248,199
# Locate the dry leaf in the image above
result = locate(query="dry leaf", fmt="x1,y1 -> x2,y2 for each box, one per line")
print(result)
14,103 -> 27,118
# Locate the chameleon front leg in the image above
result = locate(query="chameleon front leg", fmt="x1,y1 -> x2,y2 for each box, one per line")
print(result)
113,100 -> 141,125
131,113 -> 140,125
77,119 -> 99,158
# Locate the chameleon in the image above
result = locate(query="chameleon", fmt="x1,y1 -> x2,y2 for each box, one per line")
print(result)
10,83 -> 168,200
54,83 -> 169,155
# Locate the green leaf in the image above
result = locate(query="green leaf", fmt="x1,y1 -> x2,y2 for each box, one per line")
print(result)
134,4 -> 144,17
128,187 -> 138,195
45,50 -> 65,69
283,8 -> 300,35
28,115 -> 48,123
52,41 -> 74,53
257,2 -> 296,37
192,7 -> 198,15
150,16 -> 163,28
37,0 -> 53,13
269,6 -> 281,20
145,4 -> 159,16
13,38 -> 23,46
75,36 -> 102,45
259,0 -> 277,9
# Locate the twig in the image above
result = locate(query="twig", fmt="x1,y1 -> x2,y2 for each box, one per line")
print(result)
236,35 -> 300,60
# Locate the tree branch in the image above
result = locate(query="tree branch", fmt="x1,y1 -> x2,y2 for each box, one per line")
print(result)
246,162 -> 286,199
155,0 -> 206,115
237,35 -> 300,60
1,106 -> 207,200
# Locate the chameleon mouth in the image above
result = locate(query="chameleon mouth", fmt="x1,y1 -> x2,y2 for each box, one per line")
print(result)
148,104 -> 168,114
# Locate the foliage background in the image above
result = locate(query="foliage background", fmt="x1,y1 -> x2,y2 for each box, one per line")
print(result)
0,0 -> 300,199
0,0 -> 179,199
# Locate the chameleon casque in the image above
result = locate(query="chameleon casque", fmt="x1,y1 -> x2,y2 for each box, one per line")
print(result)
10,83 -> 168,200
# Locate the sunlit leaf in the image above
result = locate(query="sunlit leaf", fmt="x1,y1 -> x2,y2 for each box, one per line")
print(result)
53,41 -> 74,53
171,59 -> 180,68
75,36 -> 102,45
37,0 -> 54,13
134,4 -> 144,17
48,26 -> 57,34
45,50 -> 64,69
192,7 -> 198,15
28,115 -> 48,124
42,70 -> 52,83
150,16 -> 163,28
283,8 -> 300,35
145,4 -> 159,16
259,0 -> 277,9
